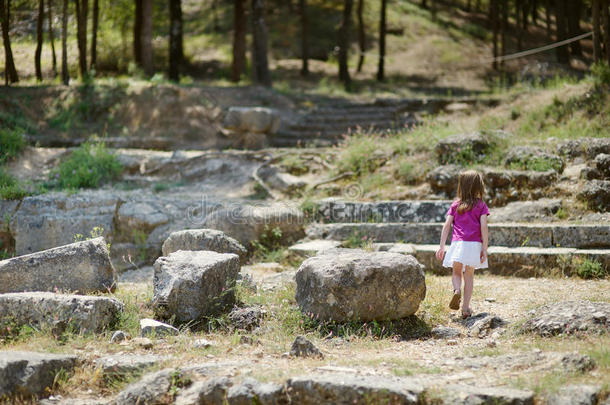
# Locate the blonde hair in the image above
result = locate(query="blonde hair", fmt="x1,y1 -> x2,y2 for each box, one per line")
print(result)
456,170 -> 485,214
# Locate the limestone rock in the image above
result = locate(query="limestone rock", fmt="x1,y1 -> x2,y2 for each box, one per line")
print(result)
595,153 -> 610,178
0,292 -> 123,334
427,164 -> 460,196
113,368 -> 186,405
226,377 -> 287,405
228,306 -> 265,331
0,237 -> 116,293
490,199 -> 562,223
290,336 -> 323,358
193,338 -> 215,349
116,201 -> 169,235
561,352 -> 596,373
153,251 -> 240,324
439,384 -> 534,404
557,137 -> 610,159
222,107 -> 281,134
288,240 -> 342,257
578,180 -> 610,212
203,204 -> 305,248
295,250 -> 426,322
315,199 -> 451,223
0,351 -> 77,398
287,373 -> 425,404
431,326 -> 461,339
174,377 -> 232,405
505,146 -> 564,173
520,301 -> 610,336
110,330 -> 130,343
435,132 -> 493,165
161,229 -> 247,264
257,165 -> 307,194
464,313 -> 507,338
9,191 -> 117,255
547,385 -> 600,405
96,354 -> 164,380
140,319 -> 179,337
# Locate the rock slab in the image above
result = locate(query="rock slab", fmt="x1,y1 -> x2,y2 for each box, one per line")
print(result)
96,354 -> 164,380
0,237 -> 116,294
153,251 -> 240,324
0,292 -> 123,334
290,336 -> 324,358
295,250 -> 426,322
161,229 -> 247,264
520,301 -> 609,336
0,351 -> 77,398
113,368 -> 185,405
140,319 -> 179,337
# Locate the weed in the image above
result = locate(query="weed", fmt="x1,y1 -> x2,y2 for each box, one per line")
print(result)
343,230 -> 374,250
336,132 -> 383,175
0,128 -> 27,163
0,169 -> 29,200
280,155 -> 309,175
573,257 -> 606,280
50,142 -> 122,189
591,62 -> 610,87
554,207 -> 568,220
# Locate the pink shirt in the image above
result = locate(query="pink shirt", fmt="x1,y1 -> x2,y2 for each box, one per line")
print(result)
447,199 -> 489,243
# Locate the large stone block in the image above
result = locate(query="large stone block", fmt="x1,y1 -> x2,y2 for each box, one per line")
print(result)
0,351 -> 77,398
153,251 -> 240,324
0,292 -> 123,333
0,237 -> 117,293
161,229 -> 247,264
222,107 -> 281,134
295,250 -> 426,322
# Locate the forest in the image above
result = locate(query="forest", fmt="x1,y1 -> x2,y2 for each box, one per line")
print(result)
2,0 -> 610,90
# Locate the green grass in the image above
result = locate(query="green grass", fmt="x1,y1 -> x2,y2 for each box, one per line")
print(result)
0,169 -> 29,200
0,128 -> 27,164
49,142 -> 123,190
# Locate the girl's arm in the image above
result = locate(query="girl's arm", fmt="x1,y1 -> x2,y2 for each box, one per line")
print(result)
480,214 -> 489,263
435,215 -> 453,261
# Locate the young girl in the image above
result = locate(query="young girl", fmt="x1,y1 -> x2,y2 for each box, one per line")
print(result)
435,170 -> 489,319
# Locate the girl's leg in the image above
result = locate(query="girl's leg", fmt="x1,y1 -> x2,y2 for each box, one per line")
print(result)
452,262 -> 463,293
463,265 -> 475,313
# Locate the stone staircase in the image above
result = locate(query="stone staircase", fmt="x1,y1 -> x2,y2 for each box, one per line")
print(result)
290,200 -> 610,277
271,98 -> 497,147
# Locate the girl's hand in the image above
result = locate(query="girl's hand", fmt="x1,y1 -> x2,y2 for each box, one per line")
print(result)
480,250 -> 487,264
435,247 -> 445,262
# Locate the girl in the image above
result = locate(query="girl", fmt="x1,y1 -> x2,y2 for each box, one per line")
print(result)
435,170 -> 489,319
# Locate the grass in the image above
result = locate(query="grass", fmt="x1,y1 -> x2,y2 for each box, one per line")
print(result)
0,128 -> 27,164
0,169 -> 30,200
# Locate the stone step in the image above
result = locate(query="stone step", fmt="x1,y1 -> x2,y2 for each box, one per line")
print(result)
286,119 -> 401,132
305,223 -> 610,249
314,199 -> 453,223
288,240 -> 610,277
270,136 -> 335,148
296,112 -> 399,123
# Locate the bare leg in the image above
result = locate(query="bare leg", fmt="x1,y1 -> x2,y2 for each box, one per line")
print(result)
463,265 -> 475,313
452,262 -> 463,293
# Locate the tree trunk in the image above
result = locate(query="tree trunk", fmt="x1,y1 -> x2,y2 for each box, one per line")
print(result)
134,0 -> 142,66
545,0 -> 552,40
466,0 -> 471,11
491,0 -> 499,70
91,0 -> 99,69
516,0 -> 523,51
35,0 -> 44,81
75,0 -> 88,78
212,0 -> 220,32
299,0 -> 309,76
251,0 -> 271,87
555,0 -> 569,64
602,0 -> 610,66
231,0 -> 246,82
377,0 -> 386,82
141,0 -> 153,76
593,0 -> 601,62
61,0 -> 68,84
0,0 -> 18,84
421,0 -> 427,8
566,0 -> 583,58
48,0 -> 57,76
500,0 -> 507,66
168,0 -> 183,81
338,0 -> 353,90
356,0 -> 365,72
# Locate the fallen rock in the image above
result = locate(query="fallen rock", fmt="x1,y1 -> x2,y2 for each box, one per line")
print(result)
132,337 -> 154,349
153,251 -> 240,324
95,354 -> 164,380
595,153 -> 610,178
290,336 -> 324,358
505,146 -> 564,173
193,338 -> 215,349
110,330 -> 130,343
431,326 -> 461,339
438,384 -> 534,405
228,306 -> 265,331
288,240 -> 341,257
161,229 -> 247,265
174,376 -> 231,405
435,132 -> 493,165
427,164 -> 460,196
226,377 -> 287,405
287,373 -> 424,404
113,368 -> 188,405
203,204 -> 305,247
0,292 -> 123,334
520,301 -> 609,336
490,199 -> 562,223
578,180 -> 610,212
222,107 -> 281,134
465,314 -> 507,338
561,352 -> 596,373
116,200 -> 169,235
547,384 -> 600,405
0,351 -> 77,398
258,165 -> 307,194
557,137 -> 610,159
0,237 -> 117,293
140,319 -> 179,337
295,250 -> 426,322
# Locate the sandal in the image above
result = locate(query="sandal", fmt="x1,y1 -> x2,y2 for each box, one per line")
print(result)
461,309 -> 473,319
449,291 -> 461,310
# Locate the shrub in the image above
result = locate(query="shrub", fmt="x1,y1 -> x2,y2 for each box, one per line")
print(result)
0,128 -> 26,163
574,257 -> 606,280
0,169 -> 29,200
336,133 -> 382,175
51,142 -> 122,189
591,62 -> 610,87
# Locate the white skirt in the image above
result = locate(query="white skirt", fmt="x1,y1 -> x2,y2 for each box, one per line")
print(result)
442,241 -> 488,269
